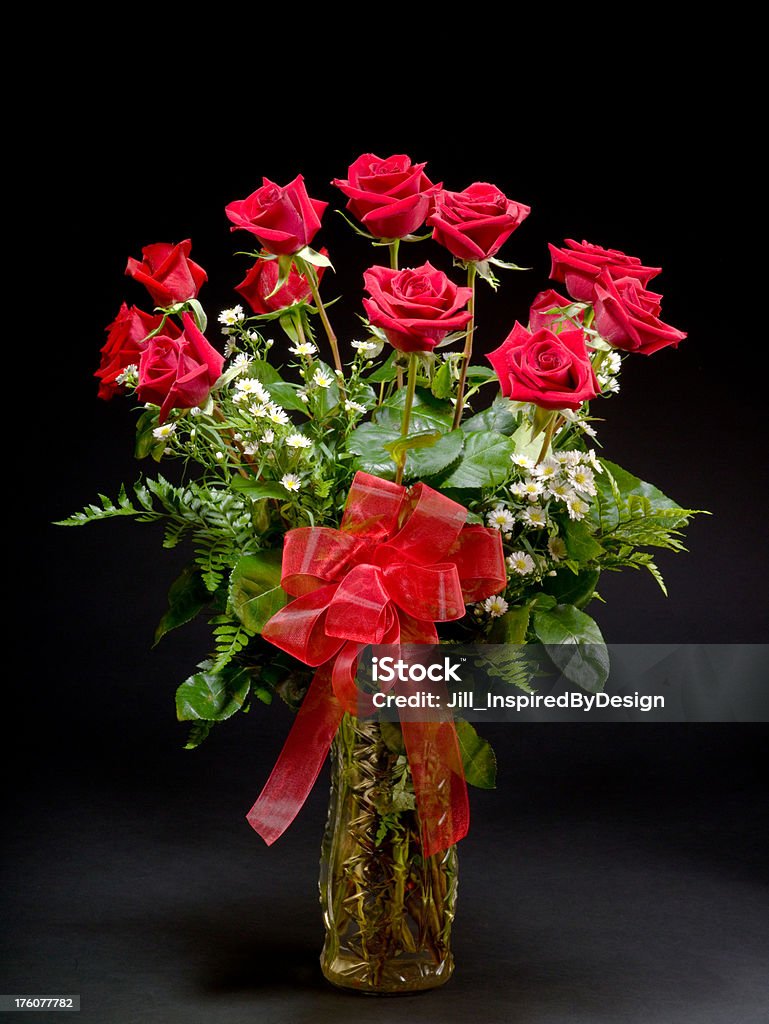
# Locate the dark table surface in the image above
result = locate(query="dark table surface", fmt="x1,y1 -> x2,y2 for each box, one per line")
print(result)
3,723 -> 767,1024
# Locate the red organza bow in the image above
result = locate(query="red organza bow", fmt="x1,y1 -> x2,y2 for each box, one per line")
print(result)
247,471 -> 506,856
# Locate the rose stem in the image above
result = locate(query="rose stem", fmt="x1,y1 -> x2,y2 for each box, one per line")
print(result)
451,262 -> 478,429
395,353 -> 418,486
388,239 -> 400,270
304,262 -> 344,384
535,412 -> 559,465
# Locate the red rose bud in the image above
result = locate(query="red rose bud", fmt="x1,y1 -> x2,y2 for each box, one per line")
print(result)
548,239 -> 661,303
125,239 -> 207,308
487,321 -> 599,411
333,153 -> 441,239
528,289 -> 585,333
363,263 -> 473,353
593,273 -> 687,355
225,175 -> 327,256
95,304 -> 178,400
137,313 -> 224,422
235,250 -> 327,315
428,182 -> 530,262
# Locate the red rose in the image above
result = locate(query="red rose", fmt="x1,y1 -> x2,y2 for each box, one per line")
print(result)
362,263 -> 473,353
137,313 -> 224,422
593,272 -> 687,355
487,322 -> 599,411
125,239 -> 207,307
225,175 -> 327,255
332,153 -> 441,239
95,304 -> 177,400
428,182 -> 530,262
548,239 -> 661,302
235,250 -> 327,315
528,289 -> 585,333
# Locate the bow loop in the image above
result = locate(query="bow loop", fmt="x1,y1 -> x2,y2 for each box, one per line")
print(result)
326,564 -> 392,643
281,528 -> 363,596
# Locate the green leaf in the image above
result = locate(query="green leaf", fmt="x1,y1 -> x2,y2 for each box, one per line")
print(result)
465,366 -> 496,382
407,430 -> 465,479
155,565 -> 210,645
346,422 -> 400,478
248,358 -> 283,386
488,605 -> 530,644
488,256 -> 529,271
335,207 -> 378,240
278,312 -> 300,344
176,665 -> 251,721
186,298 -> 208,333
543,567 -> 600,609
563,520 -> 604,562
379,387 -> 454,432
230,479 -> 289,500
462,395 -> 518,435
184,720 -> 213,749
384,430 -> 441,469
440,431 -> 515,488
431,360 -> 453,399
296,245 -> 334,269
379,721 -> 405,755
266,380 -> 308,412
509,422 -> 544,462
599,460 -> 687,523
366,350 -> 401,383
454,720 -> 497,789
135,409 -> 160,460
230,550 -> 288,634
533,604 -> 609,693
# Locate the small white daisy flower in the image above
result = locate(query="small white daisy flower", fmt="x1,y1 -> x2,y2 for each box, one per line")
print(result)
568,465 -> 597,495
231,353 -> 253,375
351,340 -> 379,353
483,595 -> 509,618
511,453 -> 535,469
520,506 -> 548,528
566,496 -> 590,520
215,451 -> 224,461
261,429 -> 275,444
280,473 -> 302,492
532,457 -> 559,480
548,536 -> 568,561
235,378 -> 270,403
189,406 -> 202,417
547,482 -> 576,502
266,338 -> 274,349
286,432 -> 312,449
605,351 -> 622,374
152,423 -> 176,440
243,442 -> 259,456
233,433 -> 243,442
218,305 -> 245,326
509,481 -> 528,498
223,339 -> 238,358
581,422 -> 598,439
521,479 -> 544,501
249,403 -> 268,418
289,341 -> 317,357
247,330 -> 261,343
116,363 -> 139,386
507,552 -> 536,575
297,390 -> 309,403
267,404 -> 290,425
344,400 -> 367,414
586,450 -> 604,473
313,368 -> 335,388
487,507 -> 516,533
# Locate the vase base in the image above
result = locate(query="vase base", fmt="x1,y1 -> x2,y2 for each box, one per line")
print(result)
321,954 -> 454,995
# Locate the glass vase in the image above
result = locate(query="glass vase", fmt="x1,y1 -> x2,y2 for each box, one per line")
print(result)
319,713 -> 458,993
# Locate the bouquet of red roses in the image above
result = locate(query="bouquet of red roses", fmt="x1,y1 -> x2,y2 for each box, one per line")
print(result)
62,153 -> 698,993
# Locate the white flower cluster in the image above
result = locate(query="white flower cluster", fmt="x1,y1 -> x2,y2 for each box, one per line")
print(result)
597,349 -> 622,394
218,305 -> 246,330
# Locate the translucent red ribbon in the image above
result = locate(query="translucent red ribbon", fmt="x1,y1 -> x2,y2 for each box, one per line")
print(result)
247,471 -> 506,856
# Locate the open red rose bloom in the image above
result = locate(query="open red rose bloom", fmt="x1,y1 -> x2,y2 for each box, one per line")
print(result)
249,470 -> 506,856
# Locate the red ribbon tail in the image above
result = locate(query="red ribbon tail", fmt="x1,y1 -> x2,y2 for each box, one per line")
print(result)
398,678 -> 470,858
246,663 -> 343,845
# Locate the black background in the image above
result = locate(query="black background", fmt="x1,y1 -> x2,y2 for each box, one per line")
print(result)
7,62 -> 769,1023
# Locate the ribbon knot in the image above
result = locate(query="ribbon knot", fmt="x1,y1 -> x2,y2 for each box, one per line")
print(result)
248,471 -> 506,856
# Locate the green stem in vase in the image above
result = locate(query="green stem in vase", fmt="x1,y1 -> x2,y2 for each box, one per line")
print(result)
451,262 -> 478,429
